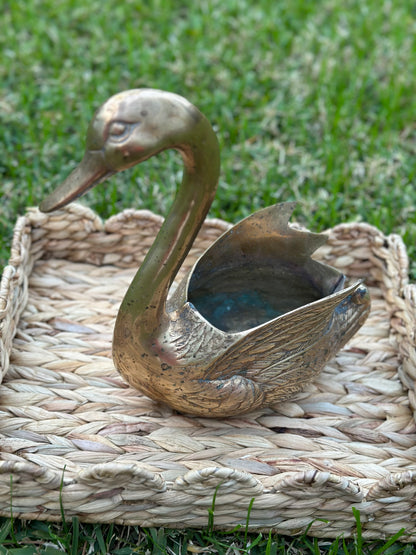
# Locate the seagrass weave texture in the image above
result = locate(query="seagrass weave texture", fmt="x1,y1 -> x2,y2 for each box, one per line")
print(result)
0,204 -> 415,540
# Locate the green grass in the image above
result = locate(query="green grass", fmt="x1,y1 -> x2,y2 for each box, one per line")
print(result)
1,0 -> 416,551
1,0 -> 416,274
0,508 -> 413,554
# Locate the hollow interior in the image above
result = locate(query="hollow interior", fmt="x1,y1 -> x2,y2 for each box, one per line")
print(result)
188,264 -> 328,332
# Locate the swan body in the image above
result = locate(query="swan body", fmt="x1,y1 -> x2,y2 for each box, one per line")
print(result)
40,89 -> 370,417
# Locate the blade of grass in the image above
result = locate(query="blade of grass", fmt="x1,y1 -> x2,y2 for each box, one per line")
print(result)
244,497 -> 255,544
207,483 -> 222,536
93,523 -> 107,555
70,517 -> 79,555
0,520 -> 13,544
371,527 -> 407,555
9,476 -> 17,546
352,507 -> 363,555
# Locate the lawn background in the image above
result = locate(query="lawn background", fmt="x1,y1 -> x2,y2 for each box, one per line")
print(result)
1,0 -> 416,552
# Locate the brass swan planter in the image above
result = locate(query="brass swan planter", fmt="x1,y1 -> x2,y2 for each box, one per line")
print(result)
40,89 -> 370,417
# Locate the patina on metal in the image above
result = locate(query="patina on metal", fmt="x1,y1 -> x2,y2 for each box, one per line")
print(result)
40,89 -> 370,417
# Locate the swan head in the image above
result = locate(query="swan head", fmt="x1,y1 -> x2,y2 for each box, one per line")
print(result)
40,89 -> 205,212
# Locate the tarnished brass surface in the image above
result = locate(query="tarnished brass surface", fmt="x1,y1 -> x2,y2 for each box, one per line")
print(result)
40,89 -> 370,417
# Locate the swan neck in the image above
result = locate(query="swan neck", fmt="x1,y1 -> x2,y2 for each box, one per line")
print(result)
118,121 -> 219,332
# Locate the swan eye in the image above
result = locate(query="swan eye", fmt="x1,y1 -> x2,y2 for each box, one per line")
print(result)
108,121 -> 129,139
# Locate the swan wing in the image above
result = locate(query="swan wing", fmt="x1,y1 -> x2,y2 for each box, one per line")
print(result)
205,281 -> 365,390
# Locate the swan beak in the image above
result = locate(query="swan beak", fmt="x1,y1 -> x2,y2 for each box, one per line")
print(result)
39,150 -> 113,212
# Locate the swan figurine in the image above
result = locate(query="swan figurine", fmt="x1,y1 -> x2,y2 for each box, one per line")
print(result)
40,89 -> 370,417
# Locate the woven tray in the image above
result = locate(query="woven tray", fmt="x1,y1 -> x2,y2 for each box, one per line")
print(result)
1,204 -> 415,540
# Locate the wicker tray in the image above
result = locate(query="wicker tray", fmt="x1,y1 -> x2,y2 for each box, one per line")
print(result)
1,204 -> 415,540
